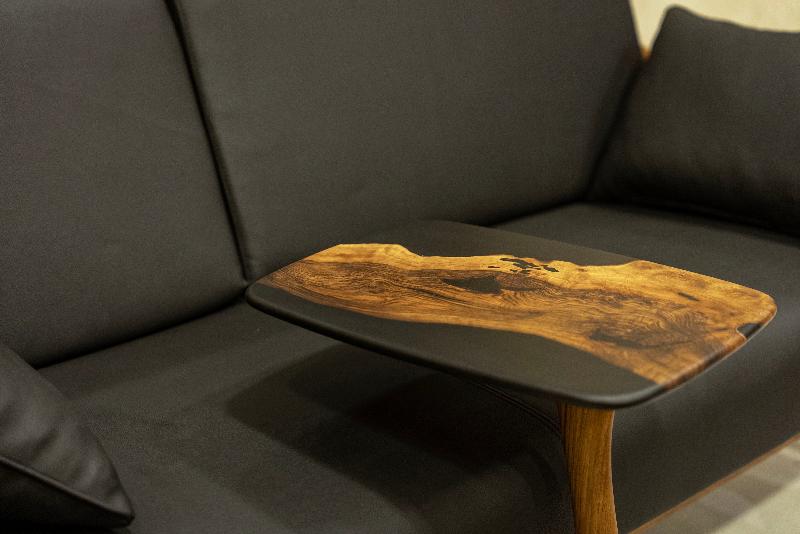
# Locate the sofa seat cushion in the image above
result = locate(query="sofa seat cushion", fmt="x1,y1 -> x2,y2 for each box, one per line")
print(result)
31,304 -> 572,534
498,203 -> 800,532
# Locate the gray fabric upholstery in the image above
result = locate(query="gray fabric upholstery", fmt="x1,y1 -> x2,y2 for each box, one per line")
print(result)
0,0 -> 244,367
594,7 -> 800,236
23,203 -> 800,533
171,0 -> 640,280
33,304 -> 573,534
498,203 -> 800,532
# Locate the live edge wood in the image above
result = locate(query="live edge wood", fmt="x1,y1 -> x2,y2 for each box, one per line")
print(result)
261,243 -> 776,387
559,403 -> 617,534
253,228 -> 777,534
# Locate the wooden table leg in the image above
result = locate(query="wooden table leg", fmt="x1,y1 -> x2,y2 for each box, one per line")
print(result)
559,402 -> 618,534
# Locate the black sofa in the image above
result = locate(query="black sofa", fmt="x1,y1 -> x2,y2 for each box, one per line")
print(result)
2,1 -> 799,532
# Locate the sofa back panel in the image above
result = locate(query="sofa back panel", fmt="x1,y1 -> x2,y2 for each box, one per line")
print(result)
172,0 -> 640,280
0,0 -> 245,367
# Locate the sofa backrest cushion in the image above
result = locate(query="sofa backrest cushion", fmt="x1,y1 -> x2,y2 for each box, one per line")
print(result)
0,0 -> 244,366
593,7 -> 800,235
172,0 -> 640,280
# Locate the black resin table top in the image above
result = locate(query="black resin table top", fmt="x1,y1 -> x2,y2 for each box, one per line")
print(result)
246,221 -> 776,407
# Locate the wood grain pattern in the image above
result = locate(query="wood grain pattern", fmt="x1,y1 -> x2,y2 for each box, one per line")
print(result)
261,243 -> 776,386
559,403 -> 617,534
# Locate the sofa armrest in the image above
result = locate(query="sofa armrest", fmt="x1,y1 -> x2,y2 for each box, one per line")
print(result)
245,220 -> 776,534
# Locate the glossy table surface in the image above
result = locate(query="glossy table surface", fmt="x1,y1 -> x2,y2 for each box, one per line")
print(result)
247,221 -> 776,407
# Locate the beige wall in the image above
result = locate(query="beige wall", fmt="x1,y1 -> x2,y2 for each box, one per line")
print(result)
630,0 -> 800,47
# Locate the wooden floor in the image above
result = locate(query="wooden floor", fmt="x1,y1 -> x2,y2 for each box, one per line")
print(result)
646,440 -> 800,533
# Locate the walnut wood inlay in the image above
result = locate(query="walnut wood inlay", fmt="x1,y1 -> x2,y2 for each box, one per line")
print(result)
261,243 -> 776,386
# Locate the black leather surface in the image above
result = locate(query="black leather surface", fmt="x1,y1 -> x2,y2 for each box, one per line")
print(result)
594,7 -> 800,237
33,304 -> 571,534
171,0 -> 640,280
0,0 -> 244,367
499,203 -> 800,532
0,343 -> 133,528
